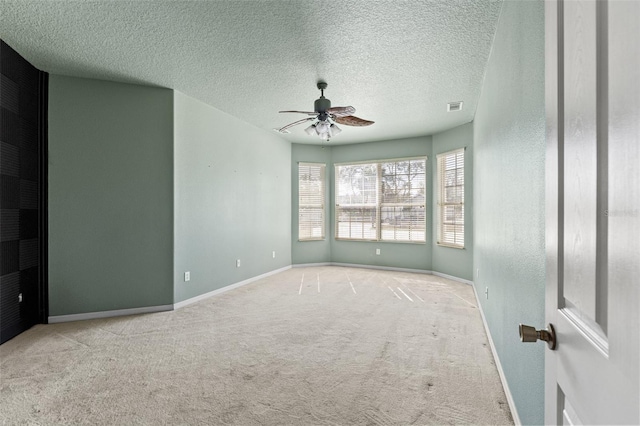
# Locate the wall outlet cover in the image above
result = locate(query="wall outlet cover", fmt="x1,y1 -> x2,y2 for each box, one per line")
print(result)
184,271 -> 190,282
236,259 -> 241,267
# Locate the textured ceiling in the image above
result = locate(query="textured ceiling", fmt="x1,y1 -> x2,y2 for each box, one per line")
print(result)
0,1 -> 503,145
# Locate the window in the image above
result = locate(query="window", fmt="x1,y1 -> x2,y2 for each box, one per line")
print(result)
335,157 -> 426,242
437,148 -> 465,248
298,162 -> 326,241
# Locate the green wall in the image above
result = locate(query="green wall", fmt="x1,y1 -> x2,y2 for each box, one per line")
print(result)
473,1 -> 545,424
291,144 -> 332,265
432,123 -> 474,281
48,75 -> 174,315
173,92 -> 291,303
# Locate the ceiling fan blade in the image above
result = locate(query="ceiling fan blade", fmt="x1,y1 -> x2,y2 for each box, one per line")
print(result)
275,117 -> 315,133
327,106 -> 356,117
333,115 -> 375,127
279,110 -> 317,116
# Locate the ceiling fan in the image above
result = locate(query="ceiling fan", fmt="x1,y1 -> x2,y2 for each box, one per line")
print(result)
275,81 -> 374,140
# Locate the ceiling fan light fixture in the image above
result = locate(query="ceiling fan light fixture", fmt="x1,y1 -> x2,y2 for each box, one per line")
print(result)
330,124 -> 342,136
315,121 -> 330,135
304,124 -> 316,135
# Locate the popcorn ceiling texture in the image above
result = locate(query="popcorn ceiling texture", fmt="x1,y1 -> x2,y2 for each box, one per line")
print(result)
0,0 -> 503,144
0,267 -> 513,425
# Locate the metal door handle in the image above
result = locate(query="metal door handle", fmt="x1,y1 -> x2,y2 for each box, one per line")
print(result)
519,323 -> 557,350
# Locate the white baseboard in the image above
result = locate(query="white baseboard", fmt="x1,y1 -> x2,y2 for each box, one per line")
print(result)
471,284 -> 522,426
48,266 -> 293,323
329,262 -> 431,275
48,304 -> 174,324
173,265 -> 292,310
293,263 -> 475,286
432,271 -> 474,286
292,262 -> 331,268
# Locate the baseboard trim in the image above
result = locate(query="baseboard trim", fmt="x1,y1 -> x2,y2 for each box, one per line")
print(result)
329,262 -> 431,275
48,304 -> 174,324
173,265 -> 292,310
293,262 -> 476,284
292,262 -> 331,268
432,271 -> 474,286
471,284 -> 522,426
48,266 -> 294,322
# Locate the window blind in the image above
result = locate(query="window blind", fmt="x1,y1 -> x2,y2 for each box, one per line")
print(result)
437,149 -> 465,248
298,162 -> 326,241
335,157 -> 426,242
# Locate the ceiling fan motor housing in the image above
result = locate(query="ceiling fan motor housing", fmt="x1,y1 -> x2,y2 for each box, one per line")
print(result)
314,96 -> 331,114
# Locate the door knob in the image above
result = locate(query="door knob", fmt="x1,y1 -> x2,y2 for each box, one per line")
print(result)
519,323 -> 556,350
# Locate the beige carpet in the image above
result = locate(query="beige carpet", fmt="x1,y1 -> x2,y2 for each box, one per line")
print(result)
0,266 -> 513,425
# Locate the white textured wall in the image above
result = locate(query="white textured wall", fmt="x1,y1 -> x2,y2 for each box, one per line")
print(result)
473,1 -> 545,424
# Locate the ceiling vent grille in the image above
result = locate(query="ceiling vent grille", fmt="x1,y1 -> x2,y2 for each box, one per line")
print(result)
447,101 -> 463,112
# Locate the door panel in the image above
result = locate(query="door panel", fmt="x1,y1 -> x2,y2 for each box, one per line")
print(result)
545,1 -> 639,424
563,0 -> 599,325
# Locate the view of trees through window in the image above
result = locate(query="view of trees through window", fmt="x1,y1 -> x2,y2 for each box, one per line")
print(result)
335,158 -> 426,242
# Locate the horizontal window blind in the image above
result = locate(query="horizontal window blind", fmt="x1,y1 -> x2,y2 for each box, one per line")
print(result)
298,162 -> 326,241
335,157 -> 426,243
437,149 -> 464,248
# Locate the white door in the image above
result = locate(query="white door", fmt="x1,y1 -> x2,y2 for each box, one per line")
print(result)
544,0 -> 639,424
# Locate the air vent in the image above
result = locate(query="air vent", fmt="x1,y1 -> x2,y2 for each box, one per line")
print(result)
447,101 -> 463,112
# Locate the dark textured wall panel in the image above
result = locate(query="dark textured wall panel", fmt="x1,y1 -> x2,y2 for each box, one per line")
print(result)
1,175 -> 20,208
1,209 -> 19,241
1,39 -> 47,344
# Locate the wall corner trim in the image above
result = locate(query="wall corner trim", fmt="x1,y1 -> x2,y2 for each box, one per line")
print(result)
48,304 -> 174,324
471,284 -> 522,426
173,265 -> 292,310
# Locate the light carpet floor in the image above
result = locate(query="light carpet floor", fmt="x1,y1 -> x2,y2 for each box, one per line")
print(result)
0,266 -> 513,425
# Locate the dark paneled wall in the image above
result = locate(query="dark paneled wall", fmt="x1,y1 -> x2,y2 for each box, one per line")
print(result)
1,40 -> 47,344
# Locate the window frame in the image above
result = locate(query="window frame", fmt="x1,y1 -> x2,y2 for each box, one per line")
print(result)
436,148 -> 465,249
334,156 -> 427,243
298,162 -> 326,241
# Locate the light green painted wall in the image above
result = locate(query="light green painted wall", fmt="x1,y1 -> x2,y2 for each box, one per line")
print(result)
173,92 -> 291,303
432,122 -> 474,281
291,144 -> 332,264
473,1 -> 545,424
48,75 -> 174,315
330,137 -> 433,271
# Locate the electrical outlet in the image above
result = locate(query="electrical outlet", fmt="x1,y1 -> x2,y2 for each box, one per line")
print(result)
272,251 -> 276,258
376,248 -> 381,255
485,287 -> 489,299
236,259 -> 241,268
18,293 -> 23,303
184,271 -> 190,282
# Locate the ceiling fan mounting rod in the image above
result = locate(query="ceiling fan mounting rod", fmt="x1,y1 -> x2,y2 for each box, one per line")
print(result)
317,81 -> 328,98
